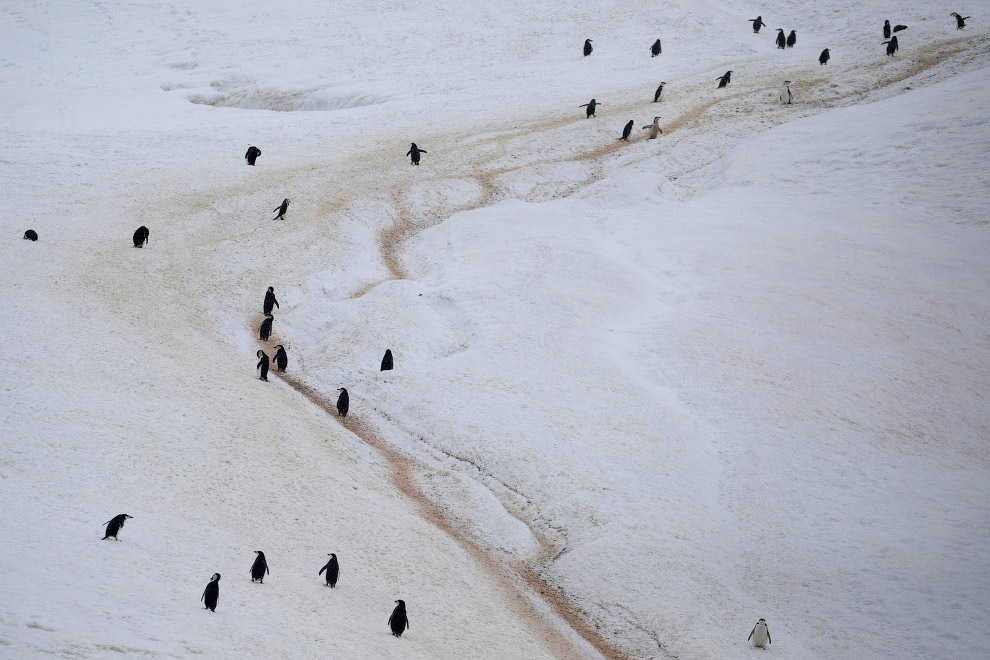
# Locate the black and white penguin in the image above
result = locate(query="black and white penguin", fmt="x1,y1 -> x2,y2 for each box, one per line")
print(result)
336,388 -> 349,417
750,16 -> 767,33
381,348 -> 393,371
250,551 -> 269,583
201,573 -> 220,611
102,514 -> 133,540
780,81 -> 793,105
583,39 -> 593,56
263,286 -> 279,315
883,35 -> 899,56
245,145 -> 261,166
319,554 -> 339,588
748,618 -> 771,648
389,600 -> 409,637
132,226 -> 149,248
256,350 -> 269,382
775,29 -> 786,49
653,82 -> 666,102
893,24 -> 908,33
259,314 -> 274,341
951,13 -> 971,29
650,39 -> 662,57
717,71 -> 732,88
273,198 -> 289,221
883,19 -> 891,38
406,143 -> 427,165
642,116 -> 662,139
819,48 -> 830,65
786,30 -> 796,47
23,230 -> 38,241
579,98 -> 601,118
273,344 -> 287,372
619,119 -> 634,141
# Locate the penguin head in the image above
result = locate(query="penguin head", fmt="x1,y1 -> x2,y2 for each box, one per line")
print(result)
329,553 -> 336,558
822,48 -> 830,53
275,344 -> 284,351
211,573 -> 221,582
394,599 -> 405,605
654,116 -> 661,121
338,387 -> 348,393
776,28 -> 783,31
659,81 -> 666,87
757,618 -> 766,624
267,286 -> 274,292
783,80 -> 792,85
123,514 -> 133,519
585,39 -> 592,43
256,350 -> 264,357
255,551 -> 265,558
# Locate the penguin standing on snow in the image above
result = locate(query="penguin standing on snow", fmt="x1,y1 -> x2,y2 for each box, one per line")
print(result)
951,13 -> 971,29
619,120 -> 634,141
256,350 -> 269,382
389,600 -> 409,637
775,28 -> 786,49
650,39 -> 662,57
273,198 -> 289,221
259,313 -> 274,341
245,145 -> 261,166
583,39 -> 593,56
579,98 -> 601,117
336,388 -> 349,417
201,573 -> 220,611
132,226 -> 149,248
819,48 -> 830,65
786,30 -> 797,47
750,16 -> 767,33
883,19 -> 891,38
273,344 -> 287,372
263,286 -> 279,315
653,82 -> 666,102
406,143 -> 427,165
102,514 -> 133,540
717,71 -> 732,88
748,618 -> 771,648
381,348 -> 393,371
23,230 -> 38,241
883,35 -> 899,56
642,116 -> 662,139
780,81 -> 793,105
250,551 -> 269,583
319,554 -> 339,587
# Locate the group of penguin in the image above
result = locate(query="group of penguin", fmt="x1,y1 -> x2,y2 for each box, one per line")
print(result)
101,517 -> 410,636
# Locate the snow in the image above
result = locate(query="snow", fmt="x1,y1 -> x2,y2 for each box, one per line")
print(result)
2,0 -> 989,658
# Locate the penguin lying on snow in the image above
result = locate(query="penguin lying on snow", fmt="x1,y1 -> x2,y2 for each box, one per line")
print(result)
389,600 -> 409,637
23,230 -> 38,241
102,514 -> 133,540
201,573 -> 220,611
748,618 -> 771,648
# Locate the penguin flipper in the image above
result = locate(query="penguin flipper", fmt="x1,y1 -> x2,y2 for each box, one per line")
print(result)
767,630 -> 771,644
319,564 -> 327,576
748,626 -> 755,641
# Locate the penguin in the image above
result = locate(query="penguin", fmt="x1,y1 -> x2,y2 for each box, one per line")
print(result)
381,348 -> 393,371
780,81 -> 793,105
786,30 -> 796,47
951,13 -> 971,29
775,29 -> 786,49
619,119 -> 634,141
883,35 -> 899,56
23,230 -> 38,241
750,16 -> 766,33
273,198 -> 289,221
336,387 -> 349,417
259,313 -> 274,341
819,48 -> 830,65
319,554 -> 339,588
883,19 -> 891,38
102,514 -> 133,540
201,573 -> 220,611
406,143 -> 427,165
245,145 -> 261,166
650,39 -> 662,57
273,344 -> 287,372
579,98 -> 601,118
653,82 -> 666,102
250,551 -> 269,583
893,24 -> 908,33
748,618 -> 771,648
263,286 -> 279,315
717,71 -> 732,88
583,39 -> 593,56
389,600 -> 409,637
132,226 -> 149,248
642,116 -> 662,139
256,350 -> 269,382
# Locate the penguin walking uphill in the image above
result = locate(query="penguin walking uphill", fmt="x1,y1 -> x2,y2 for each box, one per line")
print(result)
256,350 -> 270,382
201,573 -> 220,612
319,554 -> 339,588
717,71 -> 732,88
618,119 -> 634,141
951,12 -> 971,29
780,80 -> 793,105
259,314 -> 274,341
653,82 -> 666,102
786,30 -> 797,47
132,226 -> 149,248
583,39 -> 593,56
749,16 -> 766,33
819,48 -> 830,65
775,28 -> 786,49
273,198 -> 289,221
273,344 -> 288,372
263,286 -> 279,315
748,618 -> 771,648
883,35 -> 899,56
250,551 -> 269,583
642,116 -> 662,139
650,39 -> 662,57
336,388 -> 349,417
102,513 -> 133,540
389,600 -> 409,637
244,145 -> 261,166
381,348 -> 393,371
580,98 -> 601,117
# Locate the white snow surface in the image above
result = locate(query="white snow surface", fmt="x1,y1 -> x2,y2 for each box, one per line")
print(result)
2,1 -> 989,659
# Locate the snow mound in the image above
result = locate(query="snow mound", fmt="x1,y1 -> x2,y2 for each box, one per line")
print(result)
187,81 -> 386,112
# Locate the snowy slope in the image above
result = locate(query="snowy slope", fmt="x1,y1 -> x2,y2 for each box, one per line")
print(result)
2,0 -> 989,659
